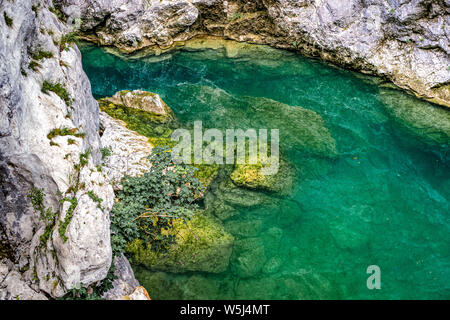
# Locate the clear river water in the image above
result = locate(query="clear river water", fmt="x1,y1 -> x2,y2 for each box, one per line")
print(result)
80,41 -> 450,299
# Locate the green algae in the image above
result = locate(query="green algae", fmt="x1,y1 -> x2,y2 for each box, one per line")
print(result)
127,213 -> 234,273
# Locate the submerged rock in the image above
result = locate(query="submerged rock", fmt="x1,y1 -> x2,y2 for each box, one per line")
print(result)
230,156 -> 295,194
127,213 -> 234,273
243,96 -> 338,157
105,90 -> 174,122
379,88 -> 450,146
231,237 -> 266,278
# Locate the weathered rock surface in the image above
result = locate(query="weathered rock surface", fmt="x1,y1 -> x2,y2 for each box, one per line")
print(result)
0,0 -> 114,298
99,112 -> 153,189
59,0 -> 449,106
105,90 -> 170,117
127,213 -> 234,273
0,259 -> 48,300
102,254 -> 149,300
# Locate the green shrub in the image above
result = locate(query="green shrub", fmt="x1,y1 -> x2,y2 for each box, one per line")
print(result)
41,81 -> 71,106
110,146 -> 205,255
4,12 -> 13,27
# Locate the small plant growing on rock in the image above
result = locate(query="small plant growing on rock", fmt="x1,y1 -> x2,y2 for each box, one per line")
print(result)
100,146 -> 112,160
3,12 -> 13,28
231,11 -> 243,21
32,50 -> 54,60
47,127 -> 84,139
28,60 -> 41,71
41,81 -> 72,106
59,32 -> 78,51
87,191 -> 103,209
27,188 -> 57,247
49,6 -> 65,21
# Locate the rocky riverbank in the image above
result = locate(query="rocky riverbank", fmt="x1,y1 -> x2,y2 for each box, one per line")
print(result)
58,0 -> 449,107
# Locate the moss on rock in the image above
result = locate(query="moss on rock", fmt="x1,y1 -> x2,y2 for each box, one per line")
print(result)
127,213 -> 234,273
105,90 -> 175,123
230,156 -> 294,193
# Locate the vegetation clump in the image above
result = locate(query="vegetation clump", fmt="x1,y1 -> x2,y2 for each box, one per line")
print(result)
47,127 -> 85,140
59,32 -> 78,51
32,50 -> 54,60
87,191 -> 103,209
100,146 -> 112,160
3,12 -> 13,27
110,146 -> 205,256
42,81 -> 72,106
29,60 -> 41,72
27,188 -> 57,247
58,197 -> 77,243
49,6 -> 65,21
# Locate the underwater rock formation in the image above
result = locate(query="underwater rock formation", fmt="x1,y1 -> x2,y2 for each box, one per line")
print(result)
127,213 -> 234,273
379,88 -> 450,146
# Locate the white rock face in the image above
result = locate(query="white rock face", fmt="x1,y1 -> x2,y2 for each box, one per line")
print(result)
0,0 -> 114,298
99,112 -> 153,190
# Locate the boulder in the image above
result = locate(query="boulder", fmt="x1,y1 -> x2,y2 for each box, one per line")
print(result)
105,90 -> 175,123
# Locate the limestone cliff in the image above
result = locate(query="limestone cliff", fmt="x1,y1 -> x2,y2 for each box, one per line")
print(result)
0,0 -> 115,299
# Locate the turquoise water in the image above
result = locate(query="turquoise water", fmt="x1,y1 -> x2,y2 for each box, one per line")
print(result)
81,43 -> 450,299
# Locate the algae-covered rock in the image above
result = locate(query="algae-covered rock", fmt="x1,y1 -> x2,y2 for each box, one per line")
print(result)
379,88 -> 450,146
99,92 -> 176,128
224,219 -> 263,238
105,90 -> 175,122
171,84 -> 338,157
244,96 -> 338,157
127,213 -> 234,273
230,156 -> 294,193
